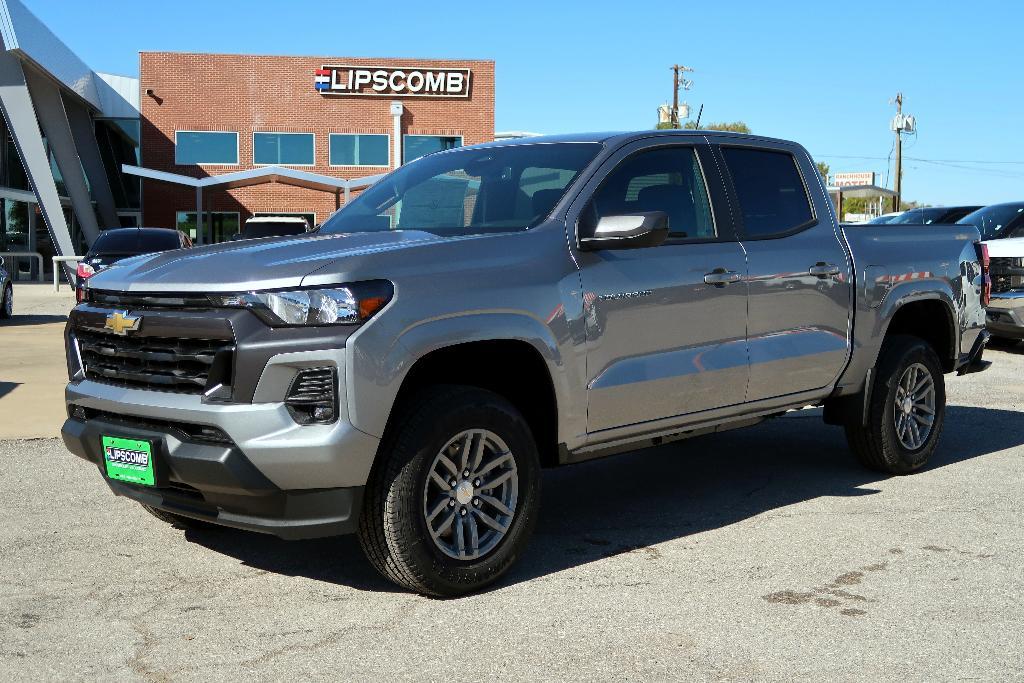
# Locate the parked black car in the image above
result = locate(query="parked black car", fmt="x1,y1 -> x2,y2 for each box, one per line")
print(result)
76,228 -> 192,301
956,202 -> 1024,241
889,205 -> 982,225
0,256 -> 11,319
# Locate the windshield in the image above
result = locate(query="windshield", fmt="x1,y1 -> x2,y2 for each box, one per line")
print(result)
319,143 -> 601,237
957,203 -> 1024,240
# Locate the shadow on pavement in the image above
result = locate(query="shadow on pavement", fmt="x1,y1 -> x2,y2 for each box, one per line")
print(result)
185,404 -> 1024,595
988,339 -> 1024,355
1,314 -> 67,327
0,381 -> 19,399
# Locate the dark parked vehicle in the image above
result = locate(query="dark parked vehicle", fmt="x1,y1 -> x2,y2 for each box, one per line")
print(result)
0,256 -> 11,319
956,202 -> 1024,241
64,131 -> 990,597
889,206 -> 982,225
230,216 -> 311,241
864,212 -> 904,224
76,228 -> 192,302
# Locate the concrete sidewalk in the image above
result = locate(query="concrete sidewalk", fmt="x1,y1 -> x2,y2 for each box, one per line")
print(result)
0,284 -> 76,439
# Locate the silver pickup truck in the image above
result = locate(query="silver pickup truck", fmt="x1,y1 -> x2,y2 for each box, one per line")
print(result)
62,130 -> 991,596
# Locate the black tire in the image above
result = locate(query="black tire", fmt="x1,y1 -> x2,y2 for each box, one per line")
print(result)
141,504 -> 219,531
844,335 -> 946,474
0,283 -> 11,319
358,385 -> 541,597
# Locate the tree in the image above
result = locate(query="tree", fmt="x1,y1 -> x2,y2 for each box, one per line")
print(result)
682,120 -> 751,134
816,161 -> 830,181
655,121 -> 677,130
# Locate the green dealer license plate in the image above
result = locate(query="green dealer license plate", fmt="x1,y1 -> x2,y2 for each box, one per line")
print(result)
102,436 -> 156,486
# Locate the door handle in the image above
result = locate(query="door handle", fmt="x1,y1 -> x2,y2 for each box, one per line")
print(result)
704,268 -> 742,287
808,262 -> 840,278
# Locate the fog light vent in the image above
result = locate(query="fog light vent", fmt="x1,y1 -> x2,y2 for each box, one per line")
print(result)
285,368 -> 338,425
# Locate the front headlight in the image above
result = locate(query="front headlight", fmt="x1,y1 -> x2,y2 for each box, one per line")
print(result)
212,280 -> 393,326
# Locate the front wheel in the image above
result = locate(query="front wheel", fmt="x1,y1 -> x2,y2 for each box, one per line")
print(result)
844,335 -> 946,474
358,386 -> 540,597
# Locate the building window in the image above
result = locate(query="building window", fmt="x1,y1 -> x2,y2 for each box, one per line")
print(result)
253,132 -> 315,166
176,211 -> 240,244
403,135 -> 463,163
96,118 -> 141,210
174,131 -> 238,165
329,134 -> 389,167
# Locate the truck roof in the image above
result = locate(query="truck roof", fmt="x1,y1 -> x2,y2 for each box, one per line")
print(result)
466,129 -> 800,151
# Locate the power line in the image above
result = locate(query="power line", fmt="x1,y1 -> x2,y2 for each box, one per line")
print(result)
817,154 -> 1024,165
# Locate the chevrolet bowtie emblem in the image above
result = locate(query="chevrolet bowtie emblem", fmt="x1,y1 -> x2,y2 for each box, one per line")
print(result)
104,311 -> 141,336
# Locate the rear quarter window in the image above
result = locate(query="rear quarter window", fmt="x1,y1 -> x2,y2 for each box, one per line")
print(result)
721,148 -> 814,238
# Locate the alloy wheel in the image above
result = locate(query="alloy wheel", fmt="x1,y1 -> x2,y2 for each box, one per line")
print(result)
893,362 -> 936,450
422,429 -> 518,561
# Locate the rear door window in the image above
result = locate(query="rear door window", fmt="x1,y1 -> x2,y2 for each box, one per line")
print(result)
721,148 -> 814,239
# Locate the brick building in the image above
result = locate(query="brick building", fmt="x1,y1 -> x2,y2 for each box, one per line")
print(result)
139,52 -> 495,240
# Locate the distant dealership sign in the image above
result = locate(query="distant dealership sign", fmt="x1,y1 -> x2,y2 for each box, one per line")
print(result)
314,66 -> 471,98
833,172 -> 876,187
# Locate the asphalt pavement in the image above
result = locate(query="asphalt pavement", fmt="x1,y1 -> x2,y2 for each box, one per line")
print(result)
1,338 -> 1022,680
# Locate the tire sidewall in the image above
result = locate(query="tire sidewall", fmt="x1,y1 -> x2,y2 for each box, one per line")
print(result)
384,389 -> 540,595
1,284 -> 11,318
877,338 -> 946,472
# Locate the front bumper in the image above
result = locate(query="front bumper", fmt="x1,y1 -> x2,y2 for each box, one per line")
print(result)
987,290 -> 1024,339
62,412 -> 364,539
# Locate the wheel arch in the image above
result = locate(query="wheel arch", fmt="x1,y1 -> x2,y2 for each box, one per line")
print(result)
350,311 -> 572,468
878,289 -> 959,372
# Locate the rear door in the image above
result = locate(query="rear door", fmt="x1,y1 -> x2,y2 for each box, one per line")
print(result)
715,142 -> 852,401
570,138 -> 749,432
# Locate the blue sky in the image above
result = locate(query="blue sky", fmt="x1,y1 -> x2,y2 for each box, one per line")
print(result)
23,0 -> 1023,206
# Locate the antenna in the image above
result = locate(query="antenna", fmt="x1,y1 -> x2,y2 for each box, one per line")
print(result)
694,104 -> 704,129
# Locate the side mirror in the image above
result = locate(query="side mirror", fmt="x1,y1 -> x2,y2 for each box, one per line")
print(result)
579,211 -> 669,251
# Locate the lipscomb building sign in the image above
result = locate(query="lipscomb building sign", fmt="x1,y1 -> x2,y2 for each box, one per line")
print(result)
314,65 -> 471,98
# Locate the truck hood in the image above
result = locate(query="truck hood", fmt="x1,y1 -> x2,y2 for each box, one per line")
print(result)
983,236 -> 1024,258
86,231 -> 443,293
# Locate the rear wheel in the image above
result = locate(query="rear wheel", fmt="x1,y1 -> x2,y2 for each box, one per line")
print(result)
0,283 -> 12,319
358,385 -> 540,597
141,504 -> 219,531
844,335 -> 946,474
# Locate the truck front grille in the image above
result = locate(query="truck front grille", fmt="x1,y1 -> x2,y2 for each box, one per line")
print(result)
991,257 -> 1024,294
75,329 -> 234,395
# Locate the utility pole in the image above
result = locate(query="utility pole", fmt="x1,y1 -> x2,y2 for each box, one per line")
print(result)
893,92 -> 903,212
890,92 -> 915,212
670,65 -> 693,128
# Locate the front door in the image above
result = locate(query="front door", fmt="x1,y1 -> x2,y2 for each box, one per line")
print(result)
716,144 -> 852,401
573,141 -> 749,433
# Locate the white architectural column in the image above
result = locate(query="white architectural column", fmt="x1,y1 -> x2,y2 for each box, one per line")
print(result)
22,64 -> 101,245
0,48 -> 77,278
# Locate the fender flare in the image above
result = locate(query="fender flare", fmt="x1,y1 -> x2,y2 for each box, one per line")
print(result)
346,310 -> 572,439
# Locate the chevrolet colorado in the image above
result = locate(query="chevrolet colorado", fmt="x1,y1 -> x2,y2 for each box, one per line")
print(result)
62,131 -> 991,596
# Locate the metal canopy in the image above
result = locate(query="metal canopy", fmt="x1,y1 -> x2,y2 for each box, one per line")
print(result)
121,164 -> 385,193
121,164 -> 387,245
827,184 -> 898,199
